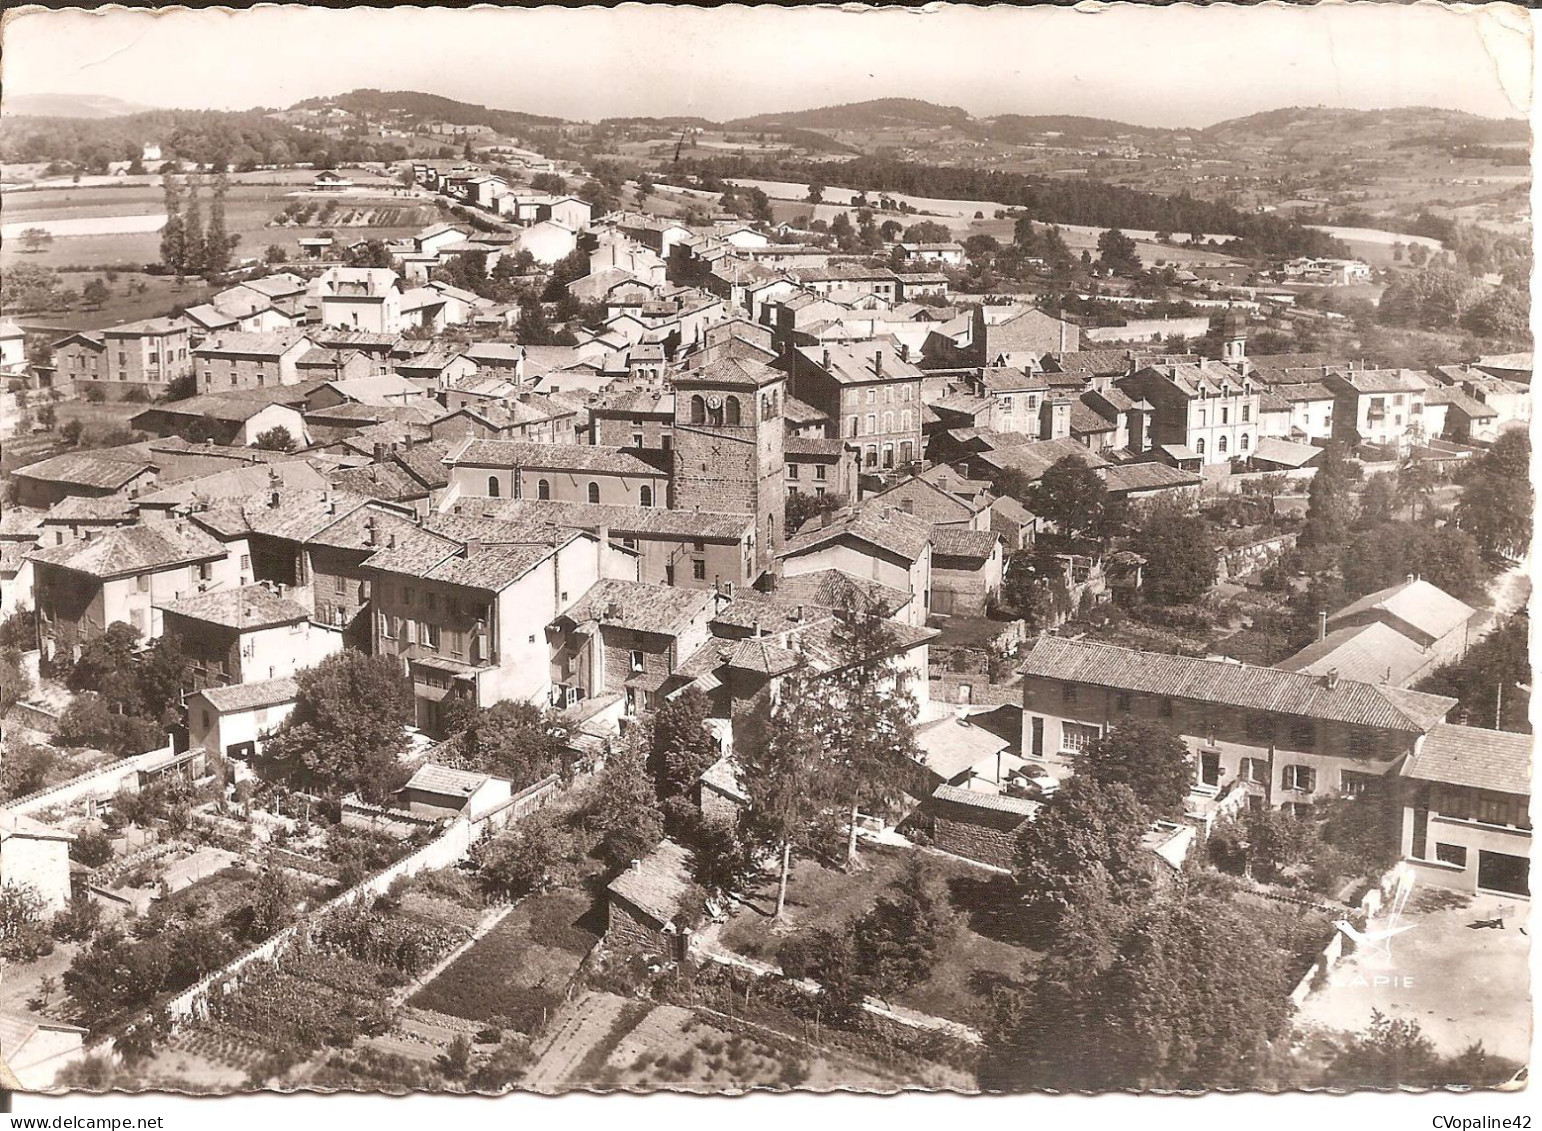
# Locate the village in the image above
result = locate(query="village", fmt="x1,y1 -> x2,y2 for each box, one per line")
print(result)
0,51 -> 1533,1098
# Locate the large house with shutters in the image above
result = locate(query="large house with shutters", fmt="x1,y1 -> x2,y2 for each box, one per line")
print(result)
1016,637 -> 1457,814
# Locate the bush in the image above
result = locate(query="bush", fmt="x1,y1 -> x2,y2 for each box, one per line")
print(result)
52,892 -> 103,942
120,385 -> 151,404
82,385 -> 108,404
70,828 -> 114,868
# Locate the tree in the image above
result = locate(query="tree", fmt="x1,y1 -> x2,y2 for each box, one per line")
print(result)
1455,430 -> 1531,559
259,651 -> 413,801
180,177 -> 206,277
1394,459 -> 1437,522
995,548 -> 1072,632
982,890 -> 1292,1091
1025,456 -> 1116,542
0,648 -> 32,719
0,882 -> 51,961
1300,443 -> 1359,548
529,172 -> 567,195
1133,496 -> 1217,605
785,490 -> 847,534
454,700 -> 564,787
81,278 -> 110,309
1080,722 -> 1192,819
66,621 -> 143,708
252,425 -> 296,452
20,227 -> 53,254
902,220 -> 951,244
1341,522 -> 1485,602
1012,777 -> 1152,932
1095,227 -> 1141,274
648,686 -> 719,803
1417,612 -> 1530,732
0,741 -> 55,801
264,243 -> 288,265
1327,1010 -> 1441,1088
473,808 -> 580,897
589,737 -> 664,873
806,181 -> 825,204
162,373 -> 196,402
246,859 -> 296,941
852,856 -> 958,997
203,169 -> 233,275
820,584 -> 920,867
736,675 -> 837,920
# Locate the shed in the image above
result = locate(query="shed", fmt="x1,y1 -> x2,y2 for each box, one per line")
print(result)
605,838 -> 695,958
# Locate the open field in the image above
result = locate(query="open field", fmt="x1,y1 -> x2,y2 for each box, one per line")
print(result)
2,176 -> 441,272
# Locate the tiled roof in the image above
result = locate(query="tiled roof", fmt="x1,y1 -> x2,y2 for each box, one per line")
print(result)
1443,389 -> 1499,419
1018,637 -> 1455,733
916,717 -> 1011,780
1328,578 -> 1477,643
1251,438 -> 1322,468
561,578 -> 713,635
1276,621 -> 1432,687
1070,400 -> 1116,435
929,525 -> 1000,562
45,495 -> 137,523
930,783 -> 1041,818
772,569 -> 910,616
796,340 -> 921,385
1404,724 -> 1531,795
783,436 -> 847,458
157,583 -> 309,629
104,316 -> 185,337
975,437 -> 1106,480
194,330 -> 311,358
1099,461 -> 1202,494
782,505 -> 933,563
15,451 -> 155,490
29,522 -> 226,579
470,498 -> 752,540
673,355 -> 782,390
606,838 -> 694,925
782,396 -> 829,425
979,368 -> 1051,393
1331,367 -> 1428,394
198,676 -> 299,713
451,440 -> 663,477
404,762 -> 491,797
329,462 -> 419,500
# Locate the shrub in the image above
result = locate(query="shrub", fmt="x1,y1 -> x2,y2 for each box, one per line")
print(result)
71,828 -> 114,868
52,892 -> 103,942
83,385 -> 108,404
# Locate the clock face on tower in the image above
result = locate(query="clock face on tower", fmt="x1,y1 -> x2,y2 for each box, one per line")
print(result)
707,394 -> 722,409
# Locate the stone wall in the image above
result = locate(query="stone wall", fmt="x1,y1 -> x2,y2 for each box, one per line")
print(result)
934,813 -> 1019,871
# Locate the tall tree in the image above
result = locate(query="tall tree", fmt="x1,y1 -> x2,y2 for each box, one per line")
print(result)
1012,776 -> 1152,932
181,176 -> 206,277
203,169 -> 232,275
1080,721 -> 1193,819
821,584 -> 921,867
1024,456 -> 1118,542
158,173 -> 185,276
1300,442 -> 1358,548
258,651 -> 412,801
1455,430 -> 1532,559
590,734 -> 665,873
735,675 -> 836,920
1133,496 -> 1217,605
649,686 -> 720,803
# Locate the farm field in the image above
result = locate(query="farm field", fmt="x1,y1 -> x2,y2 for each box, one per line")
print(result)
1,176 -> 442,272
408,889 -> 599,1034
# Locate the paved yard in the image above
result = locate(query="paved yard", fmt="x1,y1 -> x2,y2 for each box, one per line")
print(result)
1294,891 -> 1531,1065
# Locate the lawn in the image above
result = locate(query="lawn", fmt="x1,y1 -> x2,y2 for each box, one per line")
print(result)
408,889 -> 599,1033
715,845 -> 1038,1027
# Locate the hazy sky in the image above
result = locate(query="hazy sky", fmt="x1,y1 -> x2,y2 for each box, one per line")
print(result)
1,3 -> 1531,126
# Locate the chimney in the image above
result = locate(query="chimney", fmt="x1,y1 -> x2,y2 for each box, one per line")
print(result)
873,349 -> 883,379
373,442 -> 387,463
388,533 -> 397,550
244,604 -> 255,621
464,537 -> 482,559
1405,573 -> 1415,585
822,348 -> 831,370
630,858 -> 641,872
1325,668 -> 1340,690
365,516 -> 377,546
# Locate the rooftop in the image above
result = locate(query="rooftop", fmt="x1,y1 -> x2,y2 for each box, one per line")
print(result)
29,522 -> 227,579
197,676 -> 300,713
560,578 -> 714,636
157,583 -> 310,630
1404,724 -> 1532,796
606,838 -> 695,926
1019,636 -> 1457,733
1328,578 -> 1477,643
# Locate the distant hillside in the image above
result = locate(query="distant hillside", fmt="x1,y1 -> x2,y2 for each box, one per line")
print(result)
3,93 -> 156,119
292,89 -> 564,132
726,98 -> 972,132
970,114 -> 1174,144
1201,105 -> 1528,145
599,116 -> 717,130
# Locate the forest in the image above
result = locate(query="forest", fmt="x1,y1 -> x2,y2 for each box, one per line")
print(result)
0,109 -> 408,171
673,153 -> 1350,260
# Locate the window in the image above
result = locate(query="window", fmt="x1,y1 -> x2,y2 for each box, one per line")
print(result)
1340,770 -> 1375,796
1242,404 -> 1251,423
865,445 -> 877,467
403,588 -> 414,607
1061,683 -> 1078,705
848,417 -> 859,438
587,482 -> 601,504
1000,397 -> 1013,411
537,478 -> 551,500
787,463 -> 800,480
622,537 -> 637,549
725,396 -> 742,425
1198,409 -> 1207,427
1061,722 -> 1101,754
1240,434 -> 1250,452
423,623 -> 440,650
814,464 -> 827,481
1195,438 -> 1206,456
866,414 -> 877,435
425,592 -> 437,612
1281,764 -> 1316,793
1434,842 -> 1467,868
334,574 -> 346,595
632,433 -> 644,448
1221,407 -> 1230,425
380,611 -> 395,639
487,475 -> 501,498
867,389 -> 876,405
692,559 -> 706,581
1239,757 -> 1269,784
1218,435 -> 1228,455
630,649 -> 645,673
639,485 -> 654,508
1290,718 -> 1314,749
690,395 -> 706,424
882,444 -> 894,469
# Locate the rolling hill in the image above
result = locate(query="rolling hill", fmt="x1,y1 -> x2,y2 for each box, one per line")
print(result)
3,93 -> 157,119
292,89 -> 565,131
725,98 -> 973,132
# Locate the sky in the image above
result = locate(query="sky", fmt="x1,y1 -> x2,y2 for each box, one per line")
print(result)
1,3 -> 1531,127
